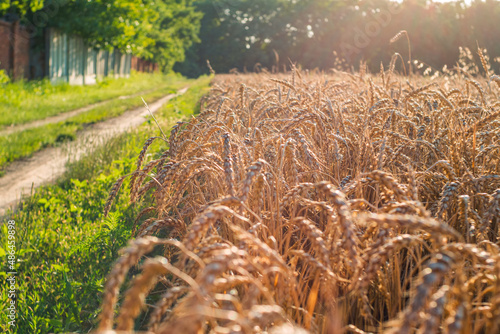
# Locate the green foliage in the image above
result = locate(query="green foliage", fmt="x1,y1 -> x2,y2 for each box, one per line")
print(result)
49,0 -> 156,53
145,0 -> 202,72
0,0 -> 45,17
0,69 -> 9,84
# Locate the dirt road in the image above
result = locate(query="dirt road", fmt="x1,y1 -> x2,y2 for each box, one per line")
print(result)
0,88 -> 187,214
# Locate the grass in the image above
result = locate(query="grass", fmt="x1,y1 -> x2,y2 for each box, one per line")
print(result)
0,75 -> 212,334
0,72 -> 184,128
0,78 -> 192,173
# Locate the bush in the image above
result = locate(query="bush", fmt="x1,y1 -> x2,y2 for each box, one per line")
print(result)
0,68 -> 10,84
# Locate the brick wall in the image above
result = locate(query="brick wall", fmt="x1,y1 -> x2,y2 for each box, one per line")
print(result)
0,20 -> 30,80
131,55 -> 138,71
0,21 -> 12,74
131,55 -> 159,73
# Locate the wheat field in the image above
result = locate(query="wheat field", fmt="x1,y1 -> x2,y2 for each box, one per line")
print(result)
94,54 -> 500,333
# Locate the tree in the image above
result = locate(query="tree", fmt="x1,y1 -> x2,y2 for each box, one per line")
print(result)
146,0 -> 202,72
